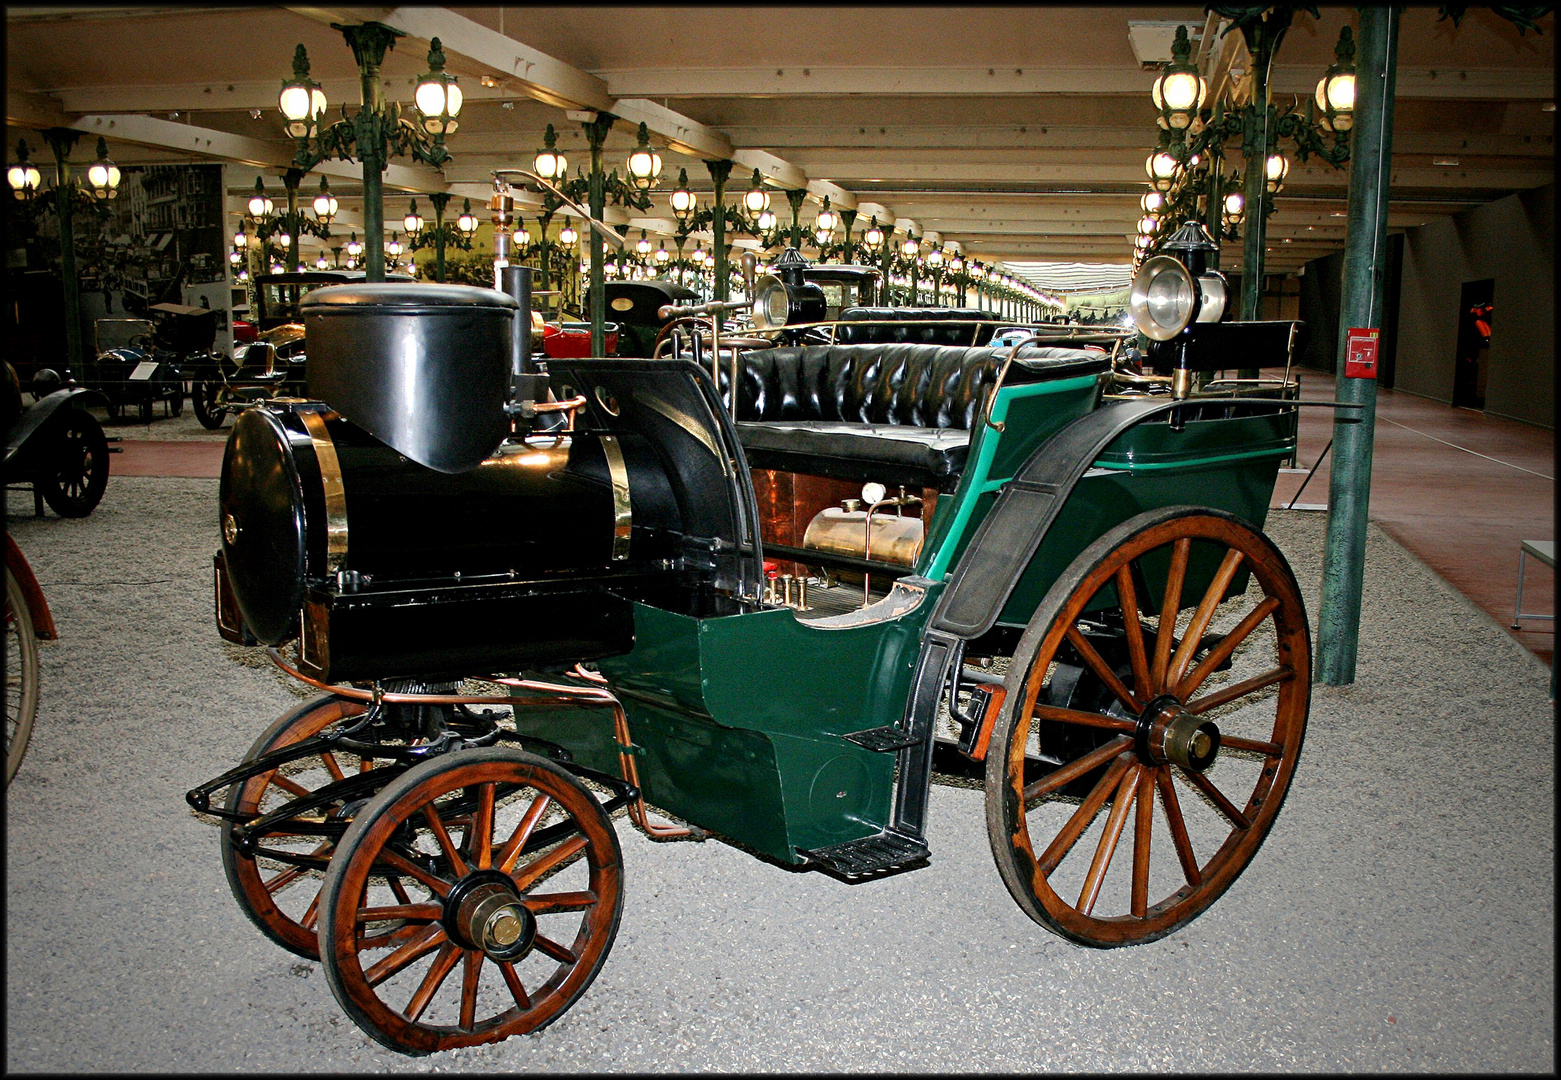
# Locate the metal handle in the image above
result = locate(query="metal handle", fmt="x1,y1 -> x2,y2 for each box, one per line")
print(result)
980,334 -> 1047,434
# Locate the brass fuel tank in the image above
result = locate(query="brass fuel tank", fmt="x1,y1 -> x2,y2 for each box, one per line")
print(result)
802,505 -> 924,573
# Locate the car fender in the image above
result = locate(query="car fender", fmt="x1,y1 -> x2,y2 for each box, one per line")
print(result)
4,534 -> 57,640
5,387 -> 108,461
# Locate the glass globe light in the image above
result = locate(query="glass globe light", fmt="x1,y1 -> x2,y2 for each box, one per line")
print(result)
1138,215 -> 1158,236
1316,25 -> 1357,132
636,232 -> 652,256
815,203 -> 838,234
278,45 -> 327,139
233,231 -> 247,250
926,247 -> 943,267
315,254 -> 328,270
863,221 -> 884,248
1141,191 -> 1165,215
533,124 -> 566,180
455,198 -> 479,237
414,38 -> 462,136
403,202 -> 424,238
655,242 -> 670,264
312,177 -> 337,224
901,237 -> 919,257
229,251 -> 243,266
626,122 -> 661,191
756,209 -> 776,233
277,233 -> 291,248
7,142 -> 41,199
742,169 -> 770,216
558,220 -> 578,246
512,222 -> 531,247
247,177 -> 272,219
237,269 -> 249,283
386,233 -> 402,257
1146,149 -> 1179,192
669,168 -> 697,221
1265,153 -> 1290,193
346,232 -> 361,258
1223,191 -> 1245,223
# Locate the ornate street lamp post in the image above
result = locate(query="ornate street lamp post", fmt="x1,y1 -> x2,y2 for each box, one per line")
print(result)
279,28 -> 463,282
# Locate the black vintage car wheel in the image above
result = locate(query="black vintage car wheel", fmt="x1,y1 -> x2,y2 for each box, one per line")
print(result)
138,399 -> 153,423
985,507 -> 1310,948
38,409 -> 109,518
166,387 -> 184,418
193,380 -> 227,429
318,747 -> 623,1055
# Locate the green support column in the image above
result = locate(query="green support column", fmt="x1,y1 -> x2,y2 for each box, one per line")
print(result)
1236,14 -> 1291,378
839,208 -> 856,264
1203,146 -> 1224,272
429,192 -> 451,282
337,22 -> 402,283
582,113 -> 614,357
1317,6 -> 1400,686
41,129 -> 82,376
879,241 -> 893,304
908,238 -> 919,303
282,168 -> 305,272
706,159 -> 732,326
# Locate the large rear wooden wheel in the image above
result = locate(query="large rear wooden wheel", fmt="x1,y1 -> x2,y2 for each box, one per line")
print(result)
318,747 -> 623,1055
5,569 -> 40,786
985,506 -> 1310,948
221,694 -> 406,959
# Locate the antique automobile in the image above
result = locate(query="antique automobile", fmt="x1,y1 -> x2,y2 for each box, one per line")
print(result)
82,303 -> 214,421
4,360 -> 112,518
592,279 -> 698,358
191,221 -> 1341,1055
192,270 -> 414,429
6,534 -> 57,785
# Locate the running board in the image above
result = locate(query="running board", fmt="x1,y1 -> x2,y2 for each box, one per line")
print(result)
798,829 -> 930,878
842,726 -> 921,752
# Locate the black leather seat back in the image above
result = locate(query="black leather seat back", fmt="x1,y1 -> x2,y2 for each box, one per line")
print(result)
835,307 -> 1002,346
736,343 -> 1109,430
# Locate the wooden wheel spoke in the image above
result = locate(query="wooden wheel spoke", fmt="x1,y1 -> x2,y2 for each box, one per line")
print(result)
1185,666 -> 1293,715
1035,754 -> 1134,875
1151,538 -> 1191,694
533,933 -> 578,966
1156,767 -> 1202,888
470,783 -> 496,870
510,834 -> 588,893
387,876 -> 412,905
1023,736 -> 1131,802
403,942 -> 462,1023
421,804 -> 470,878
1219,734 -> 1284,757
1031,703 -> 1135,734
496,794 -> 553,875
523,890 -> 598,916
355,903 -> 444,924
1177,597 -> 1280,700
363,922 -> 447,986
1131,766 -> 1155,919
375,848 -> 453,898
268,773 -> 311,799
459,950 -> 484,1031
320,751 -> 346,783
1179,766 -> 1251,830
1166,547 -> 1245,692
262,841 -> 330,894
1064,625 -> 1141,714
499,960 -> 532,1011
1076,763 -> 1140,915
301,892 -> 321,931
1115,564 -> 1153,701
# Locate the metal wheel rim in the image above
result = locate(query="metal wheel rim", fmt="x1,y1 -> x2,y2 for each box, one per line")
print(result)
5,570 -> 41,786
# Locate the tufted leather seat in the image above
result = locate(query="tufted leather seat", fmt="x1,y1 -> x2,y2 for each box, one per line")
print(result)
732,342 -> 1109,491
834,307 -> 1002,346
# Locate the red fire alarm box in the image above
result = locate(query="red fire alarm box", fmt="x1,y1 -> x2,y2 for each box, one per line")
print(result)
1344,327 -> 1380,379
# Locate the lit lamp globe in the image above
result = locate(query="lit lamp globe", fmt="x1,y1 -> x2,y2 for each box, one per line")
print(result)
315,254 -> 328,270
312,177 -> 337,224
1223,191 -> 1245,225
455,198 -> 479,237
1141,191 -> 1165,215
414,39 -> 463,136
403,202 -> 424,238
533,124 -> 566,181
655,242 -> 670,264
278,46 -> 327,139
816,203 -> 839,235
1315,26 -> 1357,132
558,220 -> 578,246
346,233 -> 362,258
1265,153 -> 1290,194
926,247 -> 943,268
756,209 -> 776,234
669,169 -> 697,223
233,231 -> 247,250
1138,215 -> 1158,236
863,220 -> 884,249
1146,149 -> 1179,192
277,233 -> 291,249
248,179 -> 273,219
1151,56 -> 1207,130
7,147 -> 41,199
901,238 -> 919,257
512,222 -> 531,247
742,169 -> 770,217
626,123 -> 662,191
636,233 -> 652,256
386,233 -> 402,257
949,256 -> 963,273
229,251 -> 243,266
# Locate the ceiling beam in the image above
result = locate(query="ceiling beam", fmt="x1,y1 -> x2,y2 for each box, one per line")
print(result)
610,97 -> 733,161
730,148 -> 808,191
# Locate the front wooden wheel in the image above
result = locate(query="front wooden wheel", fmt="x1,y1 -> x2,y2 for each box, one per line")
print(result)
985,507 -> 1310,948
317,747 -> 623,1055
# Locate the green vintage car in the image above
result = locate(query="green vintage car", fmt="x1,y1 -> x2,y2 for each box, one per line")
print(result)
192,230 -> 1327,1054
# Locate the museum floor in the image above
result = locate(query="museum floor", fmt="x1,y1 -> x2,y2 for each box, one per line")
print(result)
5,387 -> 1552,1071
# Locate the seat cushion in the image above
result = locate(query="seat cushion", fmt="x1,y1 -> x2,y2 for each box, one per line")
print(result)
737,420 -> 971,492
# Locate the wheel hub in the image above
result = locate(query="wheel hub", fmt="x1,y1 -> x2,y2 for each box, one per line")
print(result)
443,870 -> 536,961
1136,694 -> 1220,772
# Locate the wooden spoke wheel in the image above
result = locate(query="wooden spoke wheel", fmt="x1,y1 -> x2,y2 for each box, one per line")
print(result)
317,747 -> 623,1055
985,506 -> 1310,948
39,410 -> 109,519
221,694 -> 417,959
5,569 -> 41,786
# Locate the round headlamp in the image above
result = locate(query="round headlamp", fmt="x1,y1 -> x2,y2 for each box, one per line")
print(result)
1129,256 -> 1198,341
750,273 -> 826,330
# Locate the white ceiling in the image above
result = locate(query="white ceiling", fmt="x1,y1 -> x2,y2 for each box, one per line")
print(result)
6,5 -> 1555,279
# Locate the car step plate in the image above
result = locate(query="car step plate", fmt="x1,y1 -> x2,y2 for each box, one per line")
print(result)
842,725 -> 921,752
799,829 -> 930,878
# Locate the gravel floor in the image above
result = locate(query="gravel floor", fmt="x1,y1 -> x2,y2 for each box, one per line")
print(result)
6,478 -> 1554,1073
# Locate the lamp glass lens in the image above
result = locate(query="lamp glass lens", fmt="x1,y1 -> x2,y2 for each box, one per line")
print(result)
1328,73 -> 1355,112
1146,268 -> 1193,330
279,84 -> 312,121
88,163 -> 108,189
446,82 -> 462,116
415,80 -> 446,118
311,87 -> 327,118
628,149 -> 654,179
